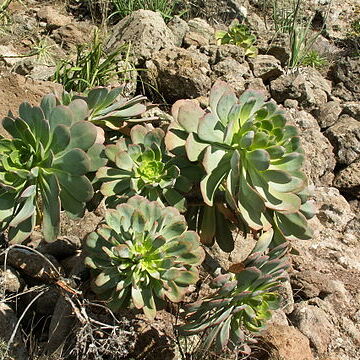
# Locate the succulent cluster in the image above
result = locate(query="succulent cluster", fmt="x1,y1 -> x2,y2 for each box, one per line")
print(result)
215,20 -> 258,57
179,231 -> 289,351
0,79 -> 313,354
85,196 -> 205,319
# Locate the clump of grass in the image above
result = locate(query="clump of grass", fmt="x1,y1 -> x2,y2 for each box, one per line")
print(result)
269,0 -> 331,69
53,30 -> 136,93
109,0 -> 179,22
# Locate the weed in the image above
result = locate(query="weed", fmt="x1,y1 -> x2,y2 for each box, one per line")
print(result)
215,20 -> 258,57
301,49 -> 328,69
32,38 -> 56,66
53,30 -> 135,93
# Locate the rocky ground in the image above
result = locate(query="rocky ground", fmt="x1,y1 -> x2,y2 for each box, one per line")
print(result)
0,0 -> 359,359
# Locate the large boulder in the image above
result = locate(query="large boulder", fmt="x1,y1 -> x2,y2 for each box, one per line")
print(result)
270,68 -> 331,109
211,57 -> 250,95
144,47 -> 211,102
332,57 -> 360,102
248,54 -> 283,82
260,325 -> 315,360
312,101 -> 342,129
0,74 -> 62,138
106,10 -> 175,61
184,18 -> 214,47
289,302 -> 336,355
286,109 -> 336,186
324,114 -> 360,166
333,159 -> 360,198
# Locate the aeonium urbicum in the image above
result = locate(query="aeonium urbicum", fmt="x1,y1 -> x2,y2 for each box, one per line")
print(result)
165,80 -> 314,243
179,230 -> 289,352
0,95 -> 105,243
84,196 -> 205,319
96,124 -> 195,211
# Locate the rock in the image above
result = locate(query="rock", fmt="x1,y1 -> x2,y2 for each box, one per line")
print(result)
106,10 -> 175,61
216,44 -> 246,62
144,47 -> 211,102
39,236 -> 81,259
211,57 -> 250,95
0,74 -> 62,128
167,16 -> 189,47
270,68 -> 331,109
312,101 -> 342,129
268,309 -> 289,326
60,209 -> 103,240
0,45 -> 19,66
60,253 -> 84,277
37,6 -> 72,29
4,248 -> 64,282
28,64 -> 56,81
324,115 -> 360,165
265,33 -> 291,67
200,44 -> 246,65
284,99 -> 299,108
248,54 -> 282,82
184,18 -> 214,47
286,109 -> 336,186
184,32 -> 210,47
342,102 -> 360,121
289,303 -> 335,354
188,18 -> 214,39
278,277 -> 294,313
244,77 -> 270,98
314,187 -> 354,233
0,303 -> 28,360
20,287 -> 60,316
52,22 -> 97,52
332,57 -> 360,102
260,324 -> 315,360
0,267 -> 24,293
333,159 -> 360,198
46,294 -> 77,354
291,270 -> 337,300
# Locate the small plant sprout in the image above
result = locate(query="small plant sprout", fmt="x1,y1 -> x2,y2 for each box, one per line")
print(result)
85,196 -> 205,319
215,20 -> 258,57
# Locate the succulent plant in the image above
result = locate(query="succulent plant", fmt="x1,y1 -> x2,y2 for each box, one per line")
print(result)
0,95 -> 105,243
59,87 -> 147,130
186,203 -> 238,252
179,230 -> 289,351
96,124 -> 194,211
84,196 -> 205,319
215,20 -> 258,57
165,80 -> 314,244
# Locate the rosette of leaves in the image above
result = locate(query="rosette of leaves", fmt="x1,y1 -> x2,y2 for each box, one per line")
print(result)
96,124 -> 193,211
84,196 -> 205,319
179,230 -> 289,352
215,20 -> 258,57
0,95 -> 105,243
60,87 -> 147,130
165,80 -> 313,244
